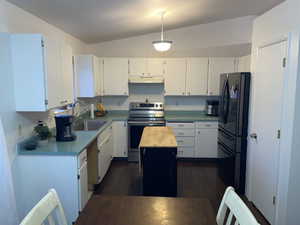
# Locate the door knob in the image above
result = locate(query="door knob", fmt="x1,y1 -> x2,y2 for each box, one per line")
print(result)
249,133 -> 257,139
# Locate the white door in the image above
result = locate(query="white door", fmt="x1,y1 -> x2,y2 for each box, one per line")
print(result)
44,36 -> 63,108
250,41 -> 286,224
164,58 -> 187,96
93,56 -> 100,96
103,58 -> 129,96
147,58 -> 164,77
78,161 -> 88,211
98,58 -> 104,96
186,58 -> 209,95
208,57 -> 235,95
129,58 -> 146,76
61,43 -> 74,104
195,129 -> 218,158
112,121 -> 128,157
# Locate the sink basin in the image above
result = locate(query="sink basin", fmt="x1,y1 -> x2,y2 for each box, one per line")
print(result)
74,120 -> 107,131
84,120 -> 107,131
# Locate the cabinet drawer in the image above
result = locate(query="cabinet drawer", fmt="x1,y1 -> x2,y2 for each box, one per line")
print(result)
78,149 -> 87,168
167,122 -> 195,129
177,147 -> 195,158
196,122 -> 218,129
173,129 -> 195,137
176,137 -> 195,147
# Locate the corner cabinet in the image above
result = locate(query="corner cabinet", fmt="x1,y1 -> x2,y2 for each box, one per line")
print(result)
74,55 -> 103,97
11,34 -> 74,111
103,58 -> 129,96
112,121 -> 128,158
208,57 -> 236,96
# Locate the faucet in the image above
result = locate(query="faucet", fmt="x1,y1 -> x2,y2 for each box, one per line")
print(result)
71,100 -> 81,117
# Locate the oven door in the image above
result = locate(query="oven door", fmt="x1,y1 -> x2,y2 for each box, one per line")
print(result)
217,141 -> 235,187
127,121 -> 165,162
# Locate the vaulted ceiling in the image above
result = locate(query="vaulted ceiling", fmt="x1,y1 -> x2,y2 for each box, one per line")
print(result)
7,0 -> 283,43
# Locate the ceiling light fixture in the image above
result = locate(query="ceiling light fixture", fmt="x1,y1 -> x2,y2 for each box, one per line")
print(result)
152,11 -> 172,52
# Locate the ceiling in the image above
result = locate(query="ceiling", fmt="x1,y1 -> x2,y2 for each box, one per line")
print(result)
8,0 -> 284,43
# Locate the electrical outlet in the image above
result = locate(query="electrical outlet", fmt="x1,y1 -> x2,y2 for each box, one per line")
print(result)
18,124 -> 22,137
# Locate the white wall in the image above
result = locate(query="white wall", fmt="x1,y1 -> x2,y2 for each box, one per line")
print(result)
87,16 -> 255,57
247,1 -> 300,224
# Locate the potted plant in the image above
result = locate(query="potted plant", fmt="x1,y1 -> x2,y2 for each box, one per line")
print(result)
34,121 -> 51,146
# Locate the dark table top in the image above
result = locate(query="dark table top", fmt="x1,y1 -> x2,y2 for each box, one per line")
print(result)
75,195 -> 217,225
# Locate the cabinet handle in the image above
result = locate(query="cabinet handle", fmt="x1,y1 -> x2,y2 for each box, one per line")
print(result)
198,131 -> 201,134
188,92 -> 190,95
178,132 -> 185,135
182,92 -> 185,95
205,124 -> 211,127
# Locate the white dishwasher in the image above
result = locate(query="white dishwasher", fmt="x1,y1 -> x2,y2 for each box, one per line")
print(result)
78,149 -> 88,211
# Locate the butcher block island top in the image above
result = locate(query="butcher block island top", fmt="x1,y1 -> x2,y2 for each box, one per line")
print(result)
139,127 -> 178,148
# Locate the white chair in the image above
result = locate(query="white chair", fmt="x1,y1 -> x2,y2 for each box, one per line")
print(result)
216,187 -> 260,225
20,189 -> 68,225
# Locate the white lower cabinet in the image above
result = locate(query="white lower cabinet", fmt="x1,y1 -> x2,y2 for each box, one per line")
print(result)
167,122 -> 195,158
195,122 -> 218,158
97,124 -> 113,183
17,149 -> 90,225
112,121 -> 128,157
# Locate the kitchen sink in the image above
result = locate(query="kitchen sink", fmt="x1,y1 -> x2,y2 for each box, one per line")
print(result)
74,120 -> 107,131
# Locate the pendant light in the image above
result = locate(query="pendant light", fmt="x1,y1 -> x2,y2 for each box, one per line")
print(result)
152,12 -> 172,52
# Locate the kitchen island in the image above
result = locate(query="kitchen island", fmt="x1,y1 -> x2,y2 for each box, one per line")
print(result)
139,127 -> 178,197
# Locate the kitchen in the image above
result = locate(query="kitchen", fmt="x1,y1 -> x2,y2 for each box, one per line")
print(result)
1,0 -> 300,225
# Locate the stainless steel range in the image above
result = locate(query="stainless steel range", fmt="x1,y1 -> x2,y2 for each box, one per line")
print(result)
128,102 -> 166,162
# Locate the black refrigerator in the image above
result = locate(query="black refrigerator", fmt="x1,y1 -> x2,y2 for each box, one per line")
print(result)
218,72 -> 251,194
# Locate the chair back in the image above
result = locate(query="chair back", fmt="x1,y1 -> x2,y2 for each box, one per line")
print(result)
20,189 -> 68,225
216,187 -> 260,225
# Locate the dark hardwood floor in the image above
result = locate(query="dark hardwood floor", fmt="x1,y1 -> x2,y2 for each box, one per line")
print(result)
93,161 -> 270,225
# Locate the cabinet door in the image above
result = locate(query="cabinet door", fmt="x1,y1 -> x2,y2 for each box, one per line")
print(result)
78,161 -> 88,211
74,55 -> 96,97
44,36 -> 63,109
164,58 -> 187,96
186,58 -> 209,96
61,43 -> 74,104
112,121 -> 128,157
93,56 -> 101,96
147,58 -> 164,77
208,57 -> 235,96
103,58 -> 129,96
195,128 -> 218,158
129,58 -> 146,76
11,34 -> 48,111
98,58 -> 104,96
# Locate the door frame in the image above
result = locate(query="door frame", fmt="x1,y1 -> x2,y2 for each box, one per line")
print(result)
246,31 -> 300,225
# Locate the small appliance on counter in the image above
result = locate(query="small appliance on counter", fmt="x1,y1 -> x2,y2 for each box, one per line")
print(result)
55,115 -> 76,142
206,100 -> 219,116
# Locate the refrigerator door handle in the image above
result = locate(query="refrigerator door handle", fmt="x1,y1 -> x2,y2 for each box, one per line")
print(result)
223,80 -> 230,124
220,78 -> 227,123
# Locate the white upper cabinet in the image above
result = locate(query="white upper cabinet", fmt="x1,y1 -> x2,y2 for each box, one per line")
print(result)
164,58 -> 187,96
74,55 -> 102,98
11,34 -> 74,111
103,58 -> 129,96
186,58 -> 209,96
208,57 -> 236,96
128,58 -> 164,77
128,58 -> 147,76
237,55 -> 251,72
146,58 -> 164,77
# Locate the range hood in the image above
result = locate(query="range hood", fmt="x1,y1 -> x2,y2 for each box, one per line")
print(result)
128,76 -> 164,84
